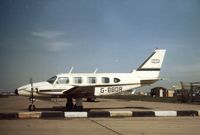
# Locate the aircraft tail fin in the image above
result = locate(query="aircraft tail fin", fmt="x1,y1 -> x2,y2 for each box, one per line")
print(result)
132,49 -> 166,79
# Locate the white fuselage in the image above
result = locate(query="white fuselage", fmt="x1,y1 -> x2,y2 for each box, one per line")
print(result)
17,72 -> 158,98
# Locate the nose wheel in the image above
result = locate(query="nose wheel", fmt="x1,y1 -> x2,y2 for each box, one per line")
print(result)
28,96 -> 36,111
28,104 -> 36,111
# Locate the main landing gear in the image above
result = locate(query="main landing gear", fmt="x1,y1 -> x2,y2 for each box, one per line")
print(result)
66,97 -> 83,111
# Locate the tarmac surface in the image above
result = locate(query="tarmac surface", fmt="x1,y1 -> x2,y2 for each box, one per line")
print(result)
0,96 -> 200,135
0,117 -> 200,135
1,96 -> 200,112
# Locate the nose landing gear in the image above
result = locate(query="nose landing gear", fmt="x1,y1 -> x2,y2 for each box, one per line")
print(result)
28,104 -> 36,111
28,78 -> 36,111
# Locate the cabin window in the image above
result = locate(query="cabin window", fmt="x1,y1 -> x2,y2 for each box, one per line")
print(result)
56,77 -> 69,84
114,78 -> 120,83
102,77 -> 110,83
74,77 -> 82,84
88,77 -> 96,84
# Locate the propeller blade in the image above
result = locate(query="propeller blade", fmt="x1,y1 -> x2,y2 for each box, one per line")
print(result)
30,78 -> 34,104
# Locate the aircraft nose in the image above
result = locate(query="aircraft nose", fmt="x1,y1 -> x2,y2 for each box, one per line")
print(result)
14,89 -> 18,95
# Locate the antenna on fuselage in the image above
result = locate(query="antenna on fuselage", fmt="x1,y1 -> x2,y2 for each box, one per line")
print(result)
69,66 -> 74,74
93,68 -> 98,74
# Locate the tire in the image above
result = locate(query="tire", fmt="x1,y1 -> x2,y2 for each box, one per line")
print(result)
28,104 -> 36,111
74,104 -> 83,111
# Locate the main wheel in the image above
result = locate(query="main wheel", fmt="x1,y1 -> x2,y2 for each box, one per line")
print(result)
74,105 -> 83,111
28,104 -> 36,111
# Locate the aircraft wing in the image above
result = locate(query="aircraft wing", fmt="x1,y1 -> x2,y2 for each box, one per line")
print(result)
63,86 -> 95,98
37,85 -> 95,98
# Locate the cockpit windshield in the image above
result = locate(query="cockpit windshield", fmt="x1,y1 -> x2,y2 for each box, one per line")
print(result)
47,76 -> 57,84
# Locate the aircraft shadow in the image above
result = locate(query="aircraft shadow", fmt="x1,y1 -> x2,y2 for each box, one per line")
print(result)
84,106 -> 153,111
20,106 -> 153,112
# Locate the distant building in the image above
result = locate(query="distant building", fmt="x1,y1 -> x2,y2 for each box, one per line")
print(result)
167,90 -> 175,97
150,87 -> 176,98
151,87 -> 167,97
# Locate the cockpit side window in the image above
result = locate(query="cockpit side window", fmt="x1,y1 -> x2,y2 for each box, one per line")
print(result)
56,77 -> 69,84
47,76 -> 57,84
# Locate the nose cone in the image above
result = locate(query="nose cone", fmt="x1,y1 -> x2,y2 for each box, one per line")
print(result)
14,89 -> 18,95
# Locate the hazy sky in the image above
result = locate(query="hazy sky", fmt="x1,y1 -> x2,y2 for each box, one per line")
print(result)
0,0 -> 200,91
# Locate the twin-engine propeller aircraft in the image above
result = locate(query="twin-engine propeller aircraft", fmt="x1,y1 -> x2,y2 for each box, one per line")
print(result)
15,49 -> 166,111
